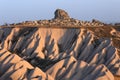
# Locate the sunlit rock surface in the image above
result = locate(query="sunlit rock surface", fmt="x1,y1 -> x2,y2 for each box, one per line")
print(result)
0,49 -> 54,80
0,9 -> 120,80
0,27 -> 120,80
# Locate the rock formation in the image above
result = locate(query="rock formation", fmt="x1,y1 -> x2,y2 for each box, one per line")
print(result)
1,9 -> 105,27
0,26 -> 120,80
0,49 -> 54,80
54,9 -> 70,19
0,9 -> 120,80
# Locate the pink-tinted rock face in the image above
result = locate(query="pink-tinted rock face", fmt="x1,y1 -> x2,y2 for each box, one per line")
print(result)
0,26 -> 120,80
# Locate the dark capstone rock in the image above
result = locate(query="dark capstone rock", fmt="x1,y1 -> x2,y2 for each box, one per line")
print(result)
54,9 -> 70,19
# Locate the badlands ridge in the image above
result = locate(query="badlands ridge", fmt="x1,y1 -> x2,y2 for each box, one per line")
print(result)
0,9 -> 120,80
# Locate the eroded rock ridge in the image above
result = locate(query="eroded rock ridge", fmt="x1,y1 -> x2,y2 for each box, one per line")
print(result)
0,27 -> 120,80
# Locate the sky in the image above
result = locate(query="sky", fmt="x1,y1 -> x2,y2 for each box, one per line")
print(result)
0,0 -> 120,25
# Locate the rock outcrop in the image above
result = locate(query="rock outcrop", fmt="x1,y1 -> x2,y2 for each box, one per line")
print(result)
1,9 -> 105,27
54,9 -> 70,19
0,9 -> 120,80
